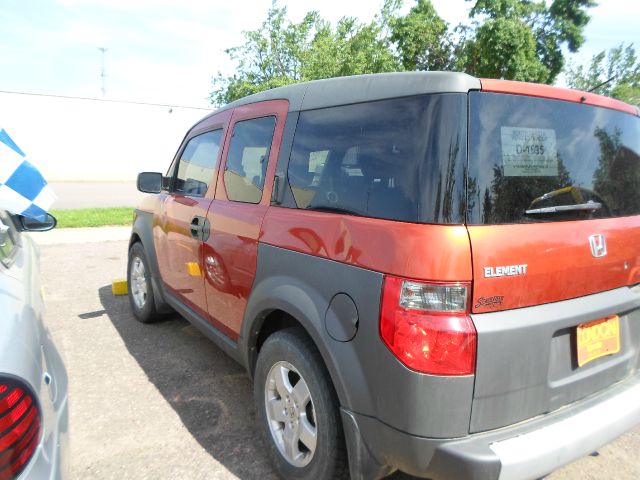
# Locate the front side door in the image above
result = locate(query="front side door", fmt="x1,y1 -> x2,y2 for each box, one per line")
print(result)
157,125 -> 226,318
202,100 -> 289,339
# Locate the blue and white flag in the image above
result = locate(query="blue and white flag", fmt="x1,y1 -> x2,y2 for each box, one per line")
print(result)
0,128 -> 56,219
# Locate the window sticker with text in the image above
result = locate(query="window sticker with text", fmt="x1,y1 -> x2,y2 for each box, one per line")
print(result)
500,127 -> 558,177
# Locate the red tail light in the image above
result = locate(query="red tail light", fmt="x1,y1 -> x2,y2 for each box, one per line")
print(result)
380,276 -> 477,375
0,379 -> 41,480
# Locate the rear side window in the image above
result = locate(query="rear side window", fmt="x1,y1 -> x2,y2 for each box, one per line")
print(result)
224,116 -> 276,204
468,92 -> 640,224
175,129 -> 223,197
286,94 -> 467,224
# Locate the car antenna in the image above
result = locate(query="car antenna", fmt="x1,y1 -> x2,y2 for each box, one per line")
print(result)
587,76 -> 616,93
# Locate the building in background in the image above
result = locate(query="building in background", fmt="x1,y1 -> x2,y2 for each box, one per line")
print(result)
0,91 -> 211,182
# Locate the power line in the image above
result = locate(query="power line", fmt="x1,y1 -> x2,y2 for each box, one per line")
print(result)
0,88 -> 214,111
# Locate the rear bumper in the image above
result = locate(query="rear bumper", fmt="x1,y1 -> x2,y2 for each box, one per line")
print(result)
343,374 -> 640,480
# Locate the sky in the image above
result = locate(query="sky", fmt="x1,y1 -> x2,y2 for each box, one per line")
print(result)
0,0 -> 638,108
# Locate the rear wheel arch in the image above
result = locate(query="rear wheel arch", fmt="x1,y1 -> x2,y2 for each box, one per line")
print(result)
249,309 -> 311,375
245,306 -> 349,410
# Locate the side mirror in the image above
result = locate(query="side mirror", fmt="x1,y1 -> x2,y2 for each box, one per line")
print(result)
17,213 -> 57,232
137,172 -> 163,193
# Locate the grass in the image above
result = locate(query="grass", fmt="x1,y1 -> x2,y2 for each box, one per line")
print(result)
50,207 -> 134,228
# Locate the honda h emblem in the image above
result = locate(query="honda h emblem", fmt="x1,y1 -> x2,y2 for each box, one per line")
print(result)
589,234 -> 607,258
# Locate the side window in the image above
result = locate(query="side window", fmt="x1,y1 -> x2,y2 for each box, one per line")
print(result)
287,99 -> 421,220
224,116 -> 277,204
174,129 -> 223,197
286,94 -> 467,224
0,212 -> 17,264
287,149 -> 329,208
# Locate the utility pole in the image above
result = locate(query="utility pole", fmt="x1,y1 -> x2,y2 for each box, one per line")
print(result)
98,47 -> 108,97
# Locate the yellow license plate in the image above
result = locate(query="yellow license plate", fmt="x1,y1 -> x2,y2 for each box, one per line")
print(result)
576,315 -> 621,367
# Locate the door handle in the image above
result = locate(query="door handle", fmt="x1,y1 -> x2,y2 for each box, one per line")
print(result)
190,217 -> 202,239
190,216 -> 210,241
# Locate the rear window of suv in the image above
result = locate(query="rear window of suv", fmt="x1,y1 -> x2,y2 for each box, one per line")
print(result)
286,94 -> 467,224
467,92 -> 640,224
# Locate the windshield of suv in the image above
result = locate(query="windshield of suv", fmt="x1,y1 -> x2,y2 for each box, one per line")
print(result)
467,92 -> 640,224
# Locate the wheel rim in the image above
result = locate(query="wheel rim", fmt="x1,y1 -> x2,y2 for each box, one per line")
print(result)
130,256 -> 148,309
264,361 -> 317,468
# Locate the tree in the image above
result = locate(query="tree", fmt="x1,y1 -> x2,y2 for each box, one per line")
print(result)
593,127 -> 640,215
210,2 -> 399,105
384,0 -> 455,71
463,0 -> 596,84
565,44 -> 640,105
301,17 -> 400,81
209,5 -> 316,105
465,14 -> 549,82
210,0 -> 599,105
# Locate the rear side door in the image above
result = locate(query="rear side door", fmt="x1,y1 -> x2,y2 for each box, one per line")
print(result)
202,100 -> 289,340
156,119 -> 228,317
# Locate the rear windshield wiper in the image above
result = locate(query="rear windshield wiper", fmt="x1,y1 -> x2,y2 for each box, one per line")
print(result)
525,202 -> 602,215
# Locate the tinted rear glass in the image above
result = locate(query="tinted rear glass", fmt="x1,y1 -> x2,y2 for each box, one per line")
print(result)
468,92 -> 640,224
287,94 -> 467,224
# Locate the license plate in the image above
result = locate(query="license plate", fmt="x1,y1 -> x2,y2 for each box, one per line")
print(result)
576,315 -> 621,367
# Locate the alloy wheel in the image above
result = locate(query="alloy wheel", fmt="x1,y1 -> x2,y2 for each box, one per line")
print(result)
130,256 -> 148,309
264,360 -> 317,468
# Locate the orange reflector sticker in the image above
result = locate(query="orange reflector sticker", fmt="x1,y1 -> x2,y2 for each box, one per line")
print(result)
577,315 -> 620,367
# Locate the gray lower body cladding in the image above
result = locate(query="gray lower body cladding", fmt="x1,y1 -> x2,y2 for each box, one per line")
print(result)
343,373 -> 640,479
244,243 -> 474,439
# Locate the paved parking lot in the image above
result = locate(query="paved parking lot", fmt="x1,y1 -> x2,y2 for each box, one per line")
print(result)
37,235 -> 640,479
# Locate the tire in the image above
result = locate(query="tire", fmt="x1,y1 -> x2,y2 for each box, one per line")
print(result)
254,328 -> 349,480
127,242 -> 160,323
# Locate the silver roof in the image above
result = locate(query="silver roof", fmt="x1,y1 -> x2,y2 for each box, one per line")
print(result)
204,71 -> 480,120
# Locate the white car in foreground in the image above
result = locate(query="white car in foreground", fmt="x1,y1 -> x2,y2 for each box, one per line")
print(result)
0,210 -> 67,480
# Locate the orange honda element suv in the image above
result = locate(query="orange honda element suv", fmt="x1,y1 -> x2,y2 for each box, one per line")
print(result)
129,72 -> 640,480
